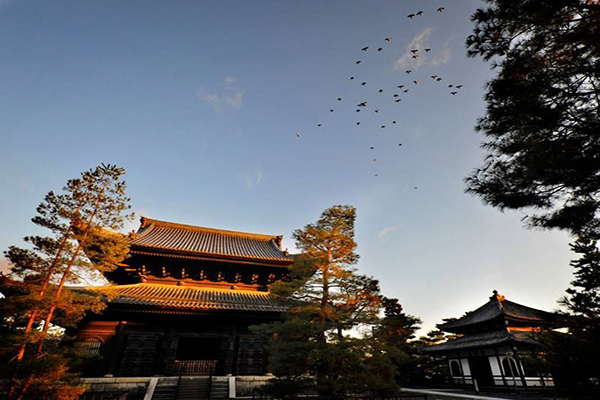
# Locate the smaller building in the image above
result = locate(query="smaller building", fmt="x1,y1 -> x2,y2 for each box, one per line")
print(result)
427,290 -> 562,388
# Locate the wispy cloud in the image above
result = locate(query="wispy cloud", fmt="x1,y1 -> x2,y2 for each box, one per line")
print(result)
198,77 -> 244,111
378,226 -> 398,238
240,169 -> 263,189
394,28 -> 452,71
431,39 -> 452,66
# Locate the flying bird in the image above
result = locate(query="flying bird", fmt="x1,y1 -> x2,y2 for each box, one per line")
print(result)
337,98 -> 342,101
393,94 -> 399,98
436,77 -> 442,81
356,122 -> 361,125
375,174 -> 378,177
392,121 -> 397,124
373,159 -> 377,162
330,109 -> 334,112
374,109 -> 380,113
356,109 -> 361,112
296,133 -> 300,138
407,13 -> 415,19
431,75 -> 438,79
399,143 -> 402,146
362,46 -> 369,51
437,7 -> 445,12
416,11 -> 423,16
405,70 -> 412,74
425,48 -> 431,52
385,36 -> 392,42
317,124 -> 322,127
448,84 -> 454,88
358,101 -> 367,107
410,49 -> 419,54
403,89 -> 409,93
456,85 -> 463,89
381,125 -> 386,128
378,47 -> 383,52
451,92 -> 458,95
361,82 -> 367,86
413,80 -> 419,84
411,54 -> 419,59
378,89 -> 383,93
370,147 -> 374,149
397,85 -> 404,89
356,60 -> 361,64
395,99 -> 402,103
350,76 -> 354,80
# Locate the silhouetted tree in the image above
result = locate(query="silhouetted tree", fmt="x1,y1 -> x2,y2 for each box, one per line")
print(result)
466,1 -> 600,396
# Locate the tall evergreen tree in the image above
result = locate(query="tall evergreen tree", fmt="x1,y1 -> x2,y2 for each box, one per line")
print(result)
255,205 -> 417,396
1,164 -> 132,399
465,0 -> 600,235
465,1 -> 600,395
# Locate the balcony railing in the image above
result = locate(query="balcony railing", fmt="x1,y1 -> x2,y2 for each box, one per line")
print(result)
170,359 -> 218,375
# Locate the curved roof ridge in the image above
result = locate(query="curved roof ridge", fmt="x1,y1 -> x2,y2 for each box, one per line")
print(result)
139,217 -> 281,242
438,290 -> 560,333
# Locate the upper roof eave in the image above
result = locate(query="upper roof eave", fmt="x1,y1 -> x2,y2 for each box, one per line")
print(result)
130,217 -> 294,264
437,291 -> 560,333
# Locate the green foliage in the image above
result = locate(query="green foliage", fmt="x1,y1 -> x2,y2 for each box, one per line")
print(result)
565,235 -> 600,320
1,164 -> 132,399
465,0 -> 600,236
254,205 -> 421,396
466,1 -> 600,395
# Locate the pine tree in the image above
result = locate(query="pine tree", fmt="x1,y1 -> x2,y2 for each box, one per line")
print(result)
255,205 -> 417,396
465,0 -> 600,235
1,164 -> 132,399
465,2 -> 600,394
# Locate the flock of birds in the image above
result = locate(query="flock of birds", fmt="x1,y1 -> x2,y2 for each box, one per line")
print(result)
294,5 -> 463,182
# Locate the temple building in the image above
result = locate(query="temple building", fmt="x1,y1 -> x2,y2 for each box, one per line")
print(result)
75,217 -> 293,378
427,291 -> 563,388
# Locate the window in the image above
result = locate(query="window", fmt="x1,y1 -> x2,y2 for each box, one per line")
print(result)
78,337 -> 102,358
450,360 -> 462,376
502,357 -> 521,377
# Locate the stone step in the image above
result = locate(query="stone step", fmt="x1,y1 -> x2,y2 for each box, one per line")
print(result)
177,376 -> 211,400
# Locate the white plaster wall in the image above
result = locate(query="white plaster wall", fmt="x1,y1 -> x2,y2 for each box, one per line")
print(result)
460,358 -> 471,376
488,356 -> 501,376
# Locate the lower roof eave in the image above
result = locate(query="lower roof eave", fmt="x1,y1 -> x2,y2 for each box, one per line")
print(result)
130,248 -> 292,268
105,304 -> 287,317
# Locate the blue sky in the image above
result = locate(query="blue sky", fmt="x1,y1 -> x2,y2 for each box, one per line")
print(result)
0,0 -> 574,333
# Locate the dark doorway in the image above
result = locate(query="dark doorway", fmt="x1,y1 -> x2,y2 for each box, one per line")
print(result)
469,356 -> 494,387
176,337 -> 221,360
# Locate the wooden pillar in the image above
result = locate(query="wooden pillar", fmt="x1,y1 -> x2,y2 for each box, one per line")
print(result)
223,320 -> 236,375
107,321 -> 128,376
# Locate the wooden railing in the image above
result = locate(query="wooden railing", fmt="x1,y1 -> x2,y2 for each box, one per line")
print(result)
450,374 -> 554,388
170,359 -> 218,375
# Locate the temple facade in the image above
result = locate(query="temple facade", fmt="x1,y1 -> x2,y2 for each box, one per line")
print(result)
427,291 -> 562,388
75,217 -> 293,378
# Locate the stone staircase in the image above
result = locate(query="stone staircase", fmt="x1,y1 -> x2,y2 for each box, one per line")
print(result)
151,377 -> 179,400
209,377 -> 229,399
176,376 -> 211,400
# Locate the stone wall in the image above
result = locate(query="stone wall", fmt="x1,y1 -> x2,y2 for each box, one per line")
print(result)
79,377 -> 152,400
234,375 -> 274,397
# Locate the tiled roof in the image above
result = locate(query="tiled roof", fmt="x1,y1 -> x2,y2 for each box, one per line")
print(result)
425,329 -> 538,352
131,217 -> 293,264
108,283 -> 288,313
438,291 -> 559,333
